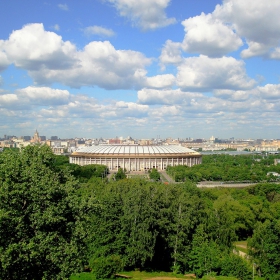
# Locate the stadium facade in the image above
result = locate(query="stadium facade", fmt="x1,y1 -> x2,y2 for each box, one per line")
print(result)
70,145 -> 202,171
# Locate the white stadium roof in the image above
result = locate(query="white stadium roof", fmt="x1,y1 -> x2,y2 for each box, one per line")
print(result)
74,145 -> 198,155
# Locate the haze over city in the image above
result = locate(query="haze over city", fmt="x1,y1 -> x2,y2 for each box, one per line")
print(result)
1,0 -> 280,139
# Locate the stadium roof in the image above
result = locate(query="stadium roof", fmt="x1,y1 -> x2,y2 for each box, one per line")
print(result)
73,145 -> 199,155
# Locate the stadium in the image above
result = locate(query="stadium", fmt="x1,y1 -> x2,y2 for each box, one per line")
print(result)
70,145 -> 202,171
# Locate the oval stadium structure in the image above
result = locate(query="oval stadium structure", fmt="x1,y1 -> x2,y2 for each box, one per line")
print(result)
70,145 -> 202,171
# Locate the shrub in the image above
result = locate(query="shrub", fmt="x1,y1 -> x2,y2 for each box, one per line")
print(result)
90,255 -> 123,279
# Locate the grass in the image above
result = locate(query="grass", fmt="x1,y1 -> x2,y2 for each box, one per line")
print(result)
117,270 -> 186,279
70,271 -> 244,280
202,277 -> 237,280
70,272 -> 96,280
233,241 -> 248,254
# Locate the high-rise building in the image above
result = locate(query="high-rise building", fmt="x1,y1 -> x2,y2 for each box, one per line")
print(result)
32,130 -> 40,143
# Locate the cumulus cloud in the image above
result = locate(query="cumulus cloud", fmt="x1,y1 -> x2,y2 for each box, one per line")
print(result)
17,87 -> 70,106
84,26 -> 115,37
176,55 -> 256,91
0,94 -> 19,108
181,12 -> 243,57
212,89 -> 250,101
213,0 -> 280,59
145,74 -> 175,89
33,40 -> 150,89
3,23 -> 77,71
1,83 -> 280,138
114,101 -> 149,118
138,88 -> 203,105
159,40 -> 182,68
106,0 -> 176,30
257,84 -> 280,99
58,4 -> 68,11
1,24 -> 152,89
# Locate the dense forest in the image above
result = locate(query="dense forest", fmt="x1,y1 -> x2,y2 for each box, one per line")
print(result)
0,146 -> 279,280
167,154 -> 280,182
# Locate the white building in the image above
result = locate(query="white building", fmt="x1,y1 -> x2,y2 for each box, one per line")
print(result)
70,145 -> 202,171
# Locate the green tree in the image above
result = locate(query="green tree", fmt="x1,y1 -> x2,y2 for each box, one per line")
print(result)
220,253 -> 251,280
149,168 -> 160,181
0,145 -> 88,280
189,225 -> 221,277
248,220 -> 280,279
114,168 -> 126,181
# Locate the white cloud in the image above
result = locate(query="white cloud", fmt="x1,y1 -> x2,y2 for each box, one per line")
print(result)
58,4 -> 68,11
3,23 -> 77,71
17,87 -> 70,106
268,48 -> 280,60
145,74 -> 175,88
37,40 -> 150,89
257,84 -> 280,99
1,24 -> 151,89
114,101 -> 149,118
213,0 -> 280,59
106,0 -> 176,30
53,24 -> 60,31
212,89 -> 250,101
0,94 -> 19,108
181,12 -> 243,57
176,55 -> 256,91
1,83 -> 280,139
84,26 -> 115,37
159,40 -> 182,67
138,88 -> 203,105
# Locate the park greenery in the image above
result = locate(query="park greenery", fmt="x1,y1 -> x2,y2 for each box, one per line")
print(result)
0,146 -> 280,279
167,154 -> 280,183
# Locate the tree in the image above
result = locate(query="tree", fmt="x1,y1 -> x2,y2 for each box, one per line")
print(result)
0,145 -> 88,280
114,168 -> 126,181
189,225 -> 221,277
248,220 -> 280,279
149,168 -> 160,181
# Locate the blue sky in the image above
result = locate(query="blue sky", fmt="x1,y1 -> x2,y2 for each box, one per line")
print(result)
0,0 -> 280,139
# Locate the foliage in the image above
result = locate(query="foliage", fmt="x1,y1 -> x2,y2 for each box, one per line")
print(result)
148,168 -> 161,181
114,168 -> 126,181
220,253 -> 251,280
90,255 -> 123,279
2,147 -> 280,279
189,225 -> 221,277
53,154 -> 109,183
0,145 -> 89,280
248,220 -> 280,279
167,154 -> 280,183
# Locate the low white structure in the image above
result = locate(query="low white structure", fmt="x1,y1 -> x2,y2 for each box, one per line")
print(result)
70,145 -> 202,171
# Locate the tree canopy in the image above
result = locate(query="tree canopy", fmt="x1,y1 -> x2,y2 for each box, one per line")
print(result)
0,145 -> 89,280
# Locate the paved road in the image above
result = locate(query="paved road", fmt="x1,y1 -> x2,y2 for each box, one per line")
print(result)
159,171 -> 175,183
159,172 -> 259,188
197,182 -> 256,188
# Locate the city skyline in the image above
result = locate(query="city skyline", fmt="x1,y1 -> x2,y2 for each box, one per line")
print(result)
1,0 -> 280,139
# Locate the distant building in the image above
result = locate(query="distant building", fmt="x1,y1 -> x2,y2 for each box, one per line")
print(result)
23,136 -> 31,141
70,145 -> 202,171
51,136 -> 58,140
108,138 -> 121,144
31,130 -> 41,143
139,139 -> 152,145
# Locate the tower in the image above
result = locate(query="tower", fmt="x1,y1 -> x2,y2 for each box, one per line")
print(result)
33,130 -> 40,143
